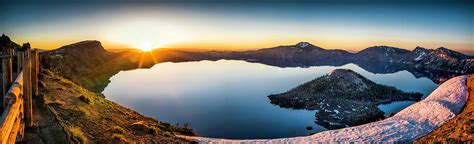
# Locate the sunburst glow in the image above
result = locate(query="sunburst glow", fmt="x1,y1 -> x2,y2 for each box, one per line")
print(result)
103,20 -> 189,51
134,40 -> 160,52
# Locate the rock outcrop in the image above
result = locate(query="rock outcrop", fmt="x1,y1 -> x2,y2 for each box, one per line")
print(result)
1,34 -> 19,49
43,40 -> 119,92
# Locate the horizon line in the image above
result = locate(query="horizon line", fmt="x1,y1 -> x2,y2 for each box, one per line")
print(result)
44,39 -> 474,55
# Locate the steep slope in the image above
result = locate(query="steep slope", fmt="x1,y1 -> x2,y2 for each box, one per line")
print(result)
268,69 -> 422,129
36,70 -> 194,143
43,40 -> 119,92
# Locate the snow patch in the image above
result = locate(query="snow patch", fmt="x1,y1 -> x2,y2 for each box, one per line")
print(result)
414,53 -> 426,61
298,42 -> 309,48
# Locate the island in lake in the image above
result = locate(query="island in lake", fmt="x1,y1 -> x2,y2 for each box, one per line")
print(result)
268,69 -> 423,129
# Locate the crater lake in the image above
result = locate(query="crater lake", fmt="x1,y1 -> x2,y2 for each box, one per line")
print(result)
102,60 -> 438,139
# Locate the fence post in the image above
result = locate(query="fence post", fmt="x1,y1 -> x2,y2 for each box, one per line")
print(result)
17,51 -> 23,74
31,49 -> 39,96
23,49 -> 33,127
1,56 -> 12,111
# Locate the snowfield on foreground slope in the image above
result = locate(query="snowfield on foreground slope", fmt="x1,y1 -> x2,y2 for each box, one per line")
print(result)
182,75 -> 469,143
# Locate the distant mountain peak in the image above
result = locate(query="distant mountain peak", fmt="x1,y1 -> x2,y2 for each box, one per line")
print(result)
0,34 -> 20,50
434,47 -> 472,59
0,34 -> 12,43
437,47 -> 447,50
368,45 -> 401,50
435,47 -> 456,54
61,40 -> 103,49
70,40 -> 102,47
52,40 -> 109,57
414,46 -> 427,50
359,45 -> 411,56
413,46 -> 430,53
296,42 -> 312,48
293,42 -> 324,50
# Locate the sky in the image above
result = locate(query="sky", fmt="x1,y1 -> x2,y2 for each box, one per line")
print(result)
1,0 -> 473,54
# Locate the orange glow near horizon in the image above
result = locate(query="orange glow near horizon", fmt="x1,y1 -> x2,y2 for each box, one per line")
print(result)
8,35 -> 474,55
134,41 -> 160,52
101,21 -> 190,52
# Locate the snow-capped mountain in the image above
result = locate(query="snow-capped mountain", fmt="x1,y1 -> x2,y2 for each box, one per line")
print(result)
402,46 -> 473,73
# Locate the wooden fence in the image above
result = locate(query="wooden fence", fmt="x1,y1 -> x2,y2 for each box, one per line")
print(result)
0,43 -> 39,144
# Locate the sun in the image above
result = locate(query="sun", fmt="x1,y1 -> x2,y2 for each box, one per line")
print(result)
103,21 -> 190,53
134,40 -> 161,52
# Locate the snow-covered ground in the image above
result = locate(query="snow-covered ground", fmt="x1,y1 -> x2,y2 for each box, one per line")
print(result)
181,75 -> 469,143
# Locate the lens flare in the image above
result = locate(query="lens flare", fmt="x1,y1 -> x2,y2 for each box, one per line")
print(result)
103,20 -> 189,51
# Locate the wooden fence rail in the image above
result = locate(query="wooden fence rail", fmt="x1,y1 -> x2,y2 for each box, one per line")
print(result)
0,72 -> 24,143
0,43 -> 39,144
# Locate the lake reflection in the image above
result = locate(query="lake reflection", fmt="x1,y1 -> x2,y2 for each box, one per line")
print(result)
102,60 -> 438,139
377,101 -> 417,116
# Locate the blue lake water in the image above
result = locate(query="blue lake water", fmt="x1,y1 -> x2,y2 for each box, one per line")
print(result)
102,60 -> 438,139
377,101 -> 417,116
